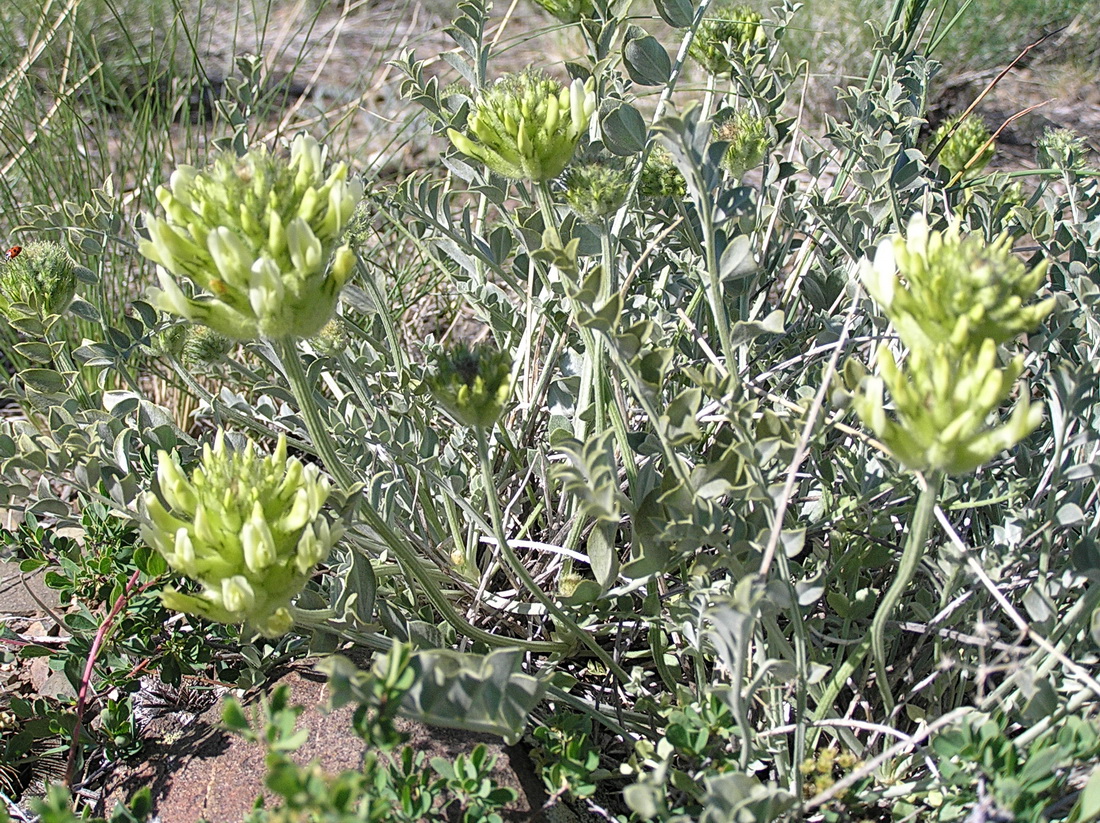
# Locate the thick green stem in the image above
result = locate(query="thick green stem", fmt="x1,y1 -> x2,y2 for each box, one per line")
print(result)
476,427 -> 632,684
275,337 -> 355,489
871,472 -> 943,710
534,180 -> 561,247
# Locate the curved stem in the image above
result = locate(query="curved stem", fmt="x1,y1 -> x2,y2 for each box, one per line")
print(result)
275,337 -> 356,489
871,472 -> 943,710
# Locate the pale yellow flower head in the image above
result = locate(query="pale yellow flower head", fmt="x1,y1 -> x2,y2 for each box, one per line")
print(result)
142,432 -> 343,636
447,71 -> 596,182
853,216 -> 1051,475
141,135 -> 364,340
859,215 -> 1052,354
853,340 -> 1042,475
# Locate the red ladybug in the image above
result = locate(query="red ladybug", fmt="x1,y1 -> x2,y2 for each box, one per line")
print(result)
4,246 -> 20,260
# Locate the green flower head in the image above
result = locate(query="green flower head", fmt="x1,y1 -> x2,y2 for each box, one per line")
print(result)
1037,127 -> 1089,171
858,215 -> 1053,353
312,316 -> 349,357
142,431 -> 343,637
531,0 -> 594,23
713,108 -> 770,178
182,325 -> 234,366
427,344 -> 512,429
563,157 -> 630,222
640,145 -> 687,200
853,339 -> 1042,475
689,4 -> 766,76
447,71 -> 597,182
0,241 -> 77,325
141,134 -> 364,341
932,114 -> 994,178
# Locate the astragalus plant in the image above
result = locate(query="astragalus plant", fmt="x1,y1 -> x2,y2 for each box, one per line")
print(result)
2,0 -> 1099,820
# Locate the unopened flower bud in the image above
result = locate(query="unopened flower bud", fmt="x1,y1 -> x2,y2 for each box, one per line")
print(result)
713,108 -> 770,178
182,325 -> 233,366
312,317 -> 349,357
563,158 -> 630,222
426,344 -> 512,429
0,241 -> 77,325
531,0 -> 594,23
689,4 -> 766,76
1037,127 -> 1089,171
932,115 -> 994,178
153,321 -> 188,358
639,146 -> 687,200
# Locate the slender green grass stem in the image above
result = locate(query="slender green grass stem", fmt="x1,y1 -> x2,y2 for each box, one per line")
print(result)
872,472 -> 943,710
475,426 -> 632,684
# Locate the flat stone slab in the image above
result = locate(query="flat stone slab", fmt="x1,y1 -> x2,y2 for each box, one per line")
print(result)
0,560 -> 61,618
104,667 -> 563,822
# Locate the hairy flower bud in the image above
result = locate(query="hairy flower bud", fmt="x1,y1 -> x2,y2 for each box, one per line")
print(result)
447,71 -> 596,182
141,135 -> 364,341
689,4 -> 766,76
142,432 -> 343,636
152,319 -> 188,359
182,325 -> 234,366
0,241 -> 77,325
932,115 -> 994,178
312,317 -> 349,357
713,107 -> 770,178
426,344 -> 512,429
640,146 -> 687,200
1037,127 -> 1089,171
563,158 -> 630,222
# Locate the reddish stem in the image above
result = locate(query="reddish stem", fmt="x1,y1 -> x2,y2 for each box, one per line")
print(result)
64,568 -> 142,788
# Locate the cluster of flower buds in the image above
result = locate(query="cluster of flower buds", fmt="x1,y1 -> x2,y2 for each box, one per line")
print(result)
640,146 -> 687,200
141,134 -> 364,341
426,344 -> 512,429
531,0 -> 594,23
447,71 -> 596,182
142,432 -> 343,636
182,325 -> 234,366
853,216 -> 1052,475
689,4 -> 766,76
713,107 -> 771,178
563,157 -> 630,223
932,114 -> 994,178
0,241 -> 76,325
1038,127 -> 1090,172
